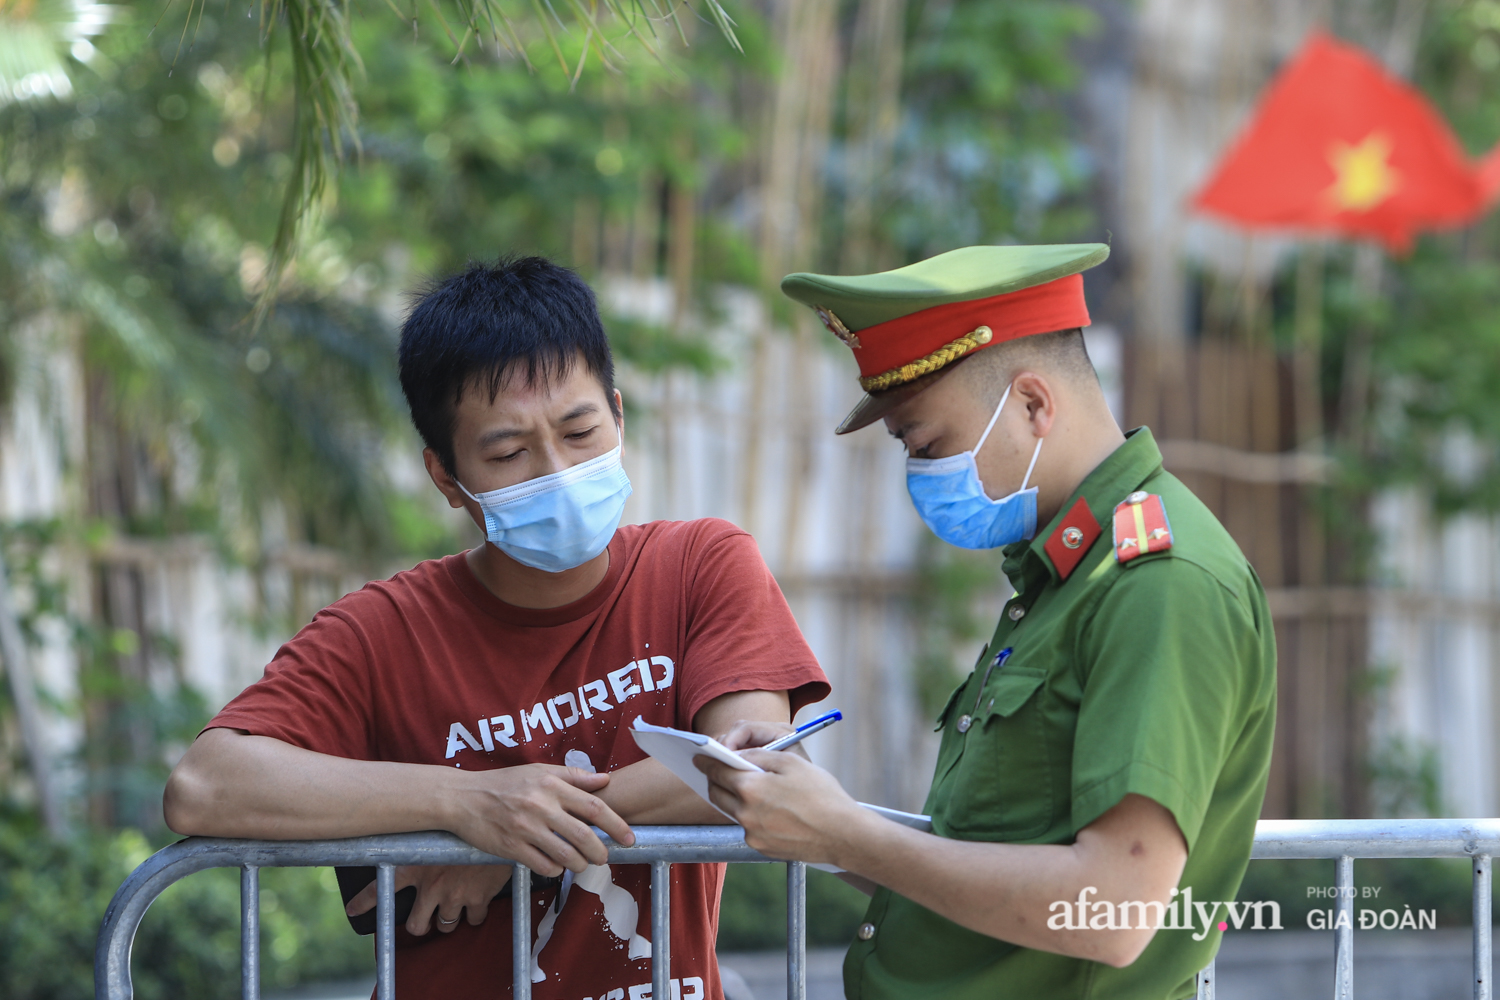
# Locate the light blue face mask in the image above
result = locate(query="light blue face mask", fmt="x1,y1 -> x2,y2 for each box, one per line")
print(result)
458,444 -> 633,573
905,383 -> 1044,549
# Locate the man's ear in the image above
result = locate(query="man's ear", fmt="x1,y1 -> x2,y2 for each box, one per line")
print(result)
1012,372 -> 1057,439
423,448 -> 470,511
613,388 -> 626,456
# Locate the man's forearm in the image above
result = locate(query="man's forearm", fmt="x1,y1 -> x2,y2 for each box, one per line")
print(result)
596,759 -> 727,825
164,729 -> 465,840
830,794 -> 1184,967
834,816 -> 1106,958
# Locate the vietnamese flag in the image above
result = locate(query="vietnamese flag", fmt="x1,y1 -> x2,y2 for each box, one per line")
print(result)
1194,31 -> 1497,252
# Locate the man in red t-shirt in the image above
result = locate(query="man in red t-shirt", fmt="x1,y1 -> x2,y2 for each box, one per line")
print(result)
164,256 -> 830,1000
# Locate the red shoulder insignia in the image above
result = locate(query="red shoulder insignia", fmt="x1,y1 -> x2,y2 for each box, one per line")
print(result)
1113,491 -> 1173,564
1043,496 -> 1102,580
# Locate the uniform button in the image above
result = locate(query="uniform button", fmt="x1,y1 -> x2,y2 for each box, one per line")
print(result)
857,922 -> 876,941
1008,605 -> 1026,621
1125,490 -> 1149,505
957,714 -> 972,733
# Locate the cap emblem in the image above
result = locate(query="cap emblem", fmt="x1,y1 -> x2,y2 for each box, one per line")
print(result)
814,306 -> 861,349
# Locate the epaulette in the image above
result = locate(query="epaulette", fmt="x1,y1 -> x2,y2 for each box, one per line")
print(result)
1113,491 -> 1173,564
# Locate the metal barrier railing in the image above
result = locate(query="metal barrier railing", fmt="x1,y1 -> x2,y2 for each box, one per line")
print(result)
95,818 -> 1500,1000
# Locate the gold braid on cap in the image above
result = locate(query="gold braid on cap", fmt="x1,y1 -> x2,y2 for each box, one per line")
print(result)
859,326 -> 994,393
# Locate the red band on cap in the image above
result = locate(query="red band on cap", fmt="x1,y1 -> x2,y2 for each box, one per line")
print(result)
852,273 -> 1092,380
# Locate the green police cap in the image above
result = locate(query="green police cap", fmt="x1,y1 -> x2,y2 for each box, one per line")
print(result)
781,243 -> 1109,433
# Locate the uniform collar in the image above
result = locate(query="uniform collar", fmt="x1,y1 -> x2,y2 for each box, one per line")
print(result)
1001,426 -> 1165,585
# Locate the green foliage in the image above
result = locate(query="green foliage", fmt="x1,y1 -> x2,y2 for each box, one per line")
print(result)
0,814 -> 371,999
876,0 -> 1100,257
94,0 -> 744,311
334,9 -> 755,281
605,314 -> 726,376
1368,735 -> 1445,818
0,0 -> 112,106
716,863 -> 871,952
0,16 -> 436,566
1319,0 -> 1500,515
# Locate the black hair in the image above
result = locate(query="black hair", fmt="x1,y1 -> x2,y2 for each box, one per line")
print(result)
956,327 -> 1099,407
398,256 -> 619,475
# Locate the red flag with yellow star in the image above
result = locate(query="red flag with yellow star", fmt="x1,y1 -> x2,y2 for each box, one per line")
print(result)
1194,31 -> 1494,252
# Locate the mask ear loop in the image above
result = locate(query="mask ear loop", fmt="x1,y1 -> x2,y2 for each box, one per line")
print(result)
973,383 -> 1012,455
1019,436 -> 1044,492
973,382 -> 1045,494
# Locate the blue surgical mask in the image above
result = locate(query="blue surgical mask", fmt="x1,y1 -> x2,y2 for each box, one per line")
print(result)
905,383 -> 1044,549
458,445 -> 633,573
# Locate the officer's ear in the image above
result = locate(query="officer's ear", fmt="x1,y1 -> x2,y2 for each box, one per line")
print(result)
1011,372 -> 1057,439
613,388 -> 625,457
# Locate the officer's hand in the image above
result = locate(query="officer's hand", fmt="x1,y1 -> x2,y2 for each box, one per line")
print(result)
345,864 -> 514,936
695,750 -> 862,865
446,763 -> 634,876
716,720 -> 810,760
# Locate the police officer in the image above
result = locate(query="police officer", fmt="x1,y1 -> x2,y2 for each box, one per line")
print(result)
699,244 -> 1276,999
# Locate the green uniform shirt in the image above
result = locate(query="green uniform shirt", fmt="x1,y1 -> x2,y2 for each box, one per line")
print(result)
844,427 -> 1277,1000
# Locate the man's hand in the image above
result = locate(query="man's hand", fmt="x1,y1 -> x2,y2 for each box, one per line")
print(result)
345,865 -> 514,936
695,750 -> 860,864
715,720 -> 809,760
444,763 -> 633,876
697,736 -> 1187,968
590,690 -> 797,826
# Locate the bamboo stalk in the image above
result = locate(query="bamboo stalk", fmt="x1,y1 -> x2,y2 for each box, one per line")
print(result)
839,0 -> 906,274
0,544 -> 66,838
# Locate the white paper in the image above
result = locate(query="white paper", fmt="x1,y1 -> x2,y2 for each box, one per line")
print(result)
629,716 -> 762,820
628,717 -> 936,845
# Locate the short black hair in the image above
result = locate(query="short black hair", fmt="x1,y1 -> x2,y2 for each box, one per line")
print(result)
955,327 -> 1098,407
398,256 -> 619,475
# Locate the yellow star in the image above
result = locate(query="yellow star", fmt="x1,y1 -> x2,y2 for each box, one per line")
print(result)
1326,132 -> 1400,211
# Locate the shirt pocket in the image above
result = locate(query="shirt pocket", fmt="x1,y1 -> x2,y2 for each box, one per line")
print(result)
930,677 -> 973,785
943,667 -> 1053,843
935,679 -> 969,731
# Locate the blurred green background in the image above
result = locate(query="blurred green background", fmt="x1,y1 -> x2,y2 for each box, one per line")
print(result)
5,0 -> 1500,995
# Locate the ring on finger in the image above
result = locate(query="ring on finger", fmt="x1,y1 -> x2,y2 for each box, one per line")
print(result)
437,914 -> 459,925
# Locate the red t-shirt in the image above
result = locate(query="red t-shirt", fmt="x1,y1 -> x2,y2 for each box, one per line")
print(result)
208,518 -> 829,1000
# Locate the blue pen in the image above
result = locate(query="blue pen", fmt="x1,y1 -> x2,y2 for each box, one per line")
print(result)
761,710 -> 843,752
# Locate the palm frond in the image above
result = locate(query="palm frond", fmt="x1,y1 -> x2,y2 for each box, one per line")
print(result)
252,0 -> 363,328
0,0 -> 113,105
246,0 -> 741,324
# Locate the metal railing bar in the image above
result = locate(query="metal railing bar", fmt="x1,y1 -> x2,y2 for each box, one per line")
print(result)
240,865 -> 260,1000
97,837 -> 247,999
376,864 -> 395,1000
512,864 -> 531,1000
1195,958 -> 1214,1000
96,818 -> 1500,1000
1476,854 -> 1492,1000
1334,855 -> 1353,1000
787,861 -> 807,1000
1252,819 -> 1500,859
652,861 -> 671,1000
